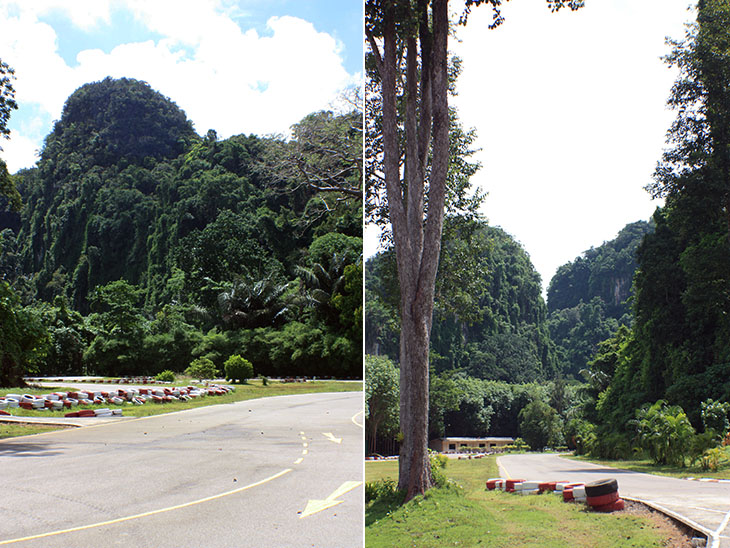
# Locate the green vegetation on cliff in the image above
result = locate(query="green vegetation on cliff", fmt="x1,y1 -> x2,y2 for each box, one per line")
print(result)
546,220 -> 654,378
366,220 -> 553,383
0,77 -> 362,384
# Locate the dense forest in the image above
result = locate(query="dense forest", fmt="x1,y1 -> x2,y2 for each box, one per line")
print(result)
366,217 -> 654,383
546,220 -> 654,379
0,76 -> 362,386
367,221 -> 553,382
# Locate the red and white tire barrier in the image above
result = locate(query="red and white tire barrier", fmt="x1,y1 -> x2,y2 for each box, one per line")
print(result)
488,475 -> 625,513
585,491 -> 619,507
585,478 -> 623,512
3,384 -> 235,419
591,498 -> 625,512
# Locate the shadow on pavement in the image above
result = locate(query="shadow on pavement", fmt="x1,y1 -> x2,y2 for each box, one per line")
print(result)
0,440 -> 63,457
559,466 -> 638,475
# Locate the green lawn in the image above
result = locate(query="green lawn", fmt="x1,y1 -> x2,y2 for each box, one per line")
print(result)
0,422 -> 74,439
365,457 -> 675,548
569,451 -> 730,480
1,379 -> 361,419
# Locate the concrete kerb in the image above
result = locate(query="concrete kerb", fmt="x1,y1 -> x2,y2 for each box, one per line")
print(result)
622,496 -> 712,547
498,456 -> 711,547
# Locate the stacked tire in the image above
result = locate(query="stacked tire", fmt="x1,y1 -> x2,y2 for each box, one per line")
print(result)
561,483 -> 584,502
585,479 -> 624,512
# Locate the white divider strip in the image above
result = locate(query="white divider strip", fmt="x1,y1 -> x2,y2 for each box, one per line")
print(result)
713,509 -> 730,548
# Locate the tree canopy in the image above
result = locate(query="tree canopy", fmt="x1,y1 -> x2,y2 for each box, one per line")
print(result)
0,58 -> 20,212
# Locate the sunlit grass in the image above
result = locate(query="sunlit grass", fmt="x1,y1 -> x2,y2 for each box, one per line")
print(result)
365,457 -> 674,547
0,422 -> 71,439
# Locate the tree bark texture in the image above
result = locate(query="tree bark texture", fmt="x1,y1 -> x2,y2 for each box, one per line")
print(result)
373,0 -> 450,501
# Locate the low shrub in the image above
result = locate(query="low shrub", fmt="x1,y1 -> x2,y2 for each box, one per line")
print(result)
701,399 -> 730,437
430,452 -> 449,487
565,418 -> 597,455
690,431 -> 719,468
365,478 -> 403,503
224,354 -> 254,383
185,357 -> 218,380
155,370 -> 176,382
700,447 -> 724,472
634,400 -> 695,466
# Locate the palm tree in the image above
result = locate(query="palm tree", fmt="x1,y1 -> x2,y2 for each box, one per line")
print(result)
295,253 -> 348,324
217,274 -> 291,328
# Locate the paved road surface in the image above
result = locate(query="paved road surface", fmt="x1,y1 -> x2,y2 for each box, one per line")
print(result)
499,453 -> 730,548
0,391 -> 363,547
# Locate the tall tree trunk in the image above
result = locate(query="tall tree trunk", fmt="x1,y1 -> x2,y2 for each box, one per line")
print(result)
367,0 -> 449,500
398,294 -> 435,498
388,0 -> 450,501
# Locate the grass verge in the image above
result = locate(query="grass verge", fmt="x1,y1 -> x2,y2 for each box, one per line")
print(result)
1,379 -> 361,419
365,457 -> 676,547
569,452 -> 730,480
0,422 -> 73,439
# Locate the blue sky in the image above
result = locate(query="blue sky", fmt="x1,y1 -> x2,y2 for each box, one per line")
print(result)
0,0 -> 363,172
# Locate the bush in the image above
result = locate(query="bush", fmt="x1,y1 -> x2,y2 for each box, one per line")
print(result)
565,419 -> 597,456
513,438 -> 528,451
701,398 -> 730,438
224,354 -> 254,383
700,447 -> 724,472
430,451 -> 449,487
155,370 -> 176,382
634,400 -> 695,466
365,478 -> 402,503
590,431 -> 633,460
690,431 -> 719,467
185,357 -> 218,380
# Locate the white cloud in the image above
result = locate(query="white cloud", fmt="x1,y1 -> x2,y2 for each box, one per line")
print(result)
2,131 -> 39,173
126,0 -> 241,47
0,8 -> 74,117
0,1 -> 357,171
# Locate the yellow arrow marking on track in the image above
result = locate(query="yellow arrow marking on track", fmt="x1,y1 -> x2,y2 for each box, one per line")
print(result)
299,481 -> 362,519
323,432 -> 342,444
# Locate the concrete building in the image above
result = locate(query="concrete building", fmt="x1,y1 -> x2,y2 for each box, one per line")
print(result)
429,436 -> 514,453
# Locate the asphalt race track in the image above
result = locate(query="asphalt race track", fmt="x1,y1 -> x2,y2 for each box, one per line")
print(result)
0,391 -> 364,548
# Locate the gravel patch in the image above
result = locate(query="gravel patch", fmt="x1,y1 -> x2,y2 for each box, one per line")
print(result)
621,500 -> 704,548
